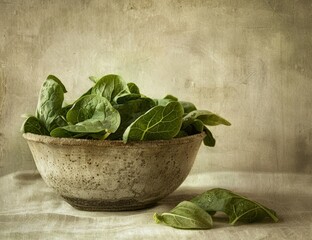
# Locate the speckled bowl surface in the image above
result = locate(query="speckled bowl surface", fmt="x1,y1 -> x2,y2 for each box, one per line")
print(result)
23,132 -> 205,211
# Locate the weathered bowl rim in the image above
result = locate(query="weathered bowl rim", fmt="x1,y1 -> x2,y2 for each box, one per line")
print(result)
23,132 -> 205,147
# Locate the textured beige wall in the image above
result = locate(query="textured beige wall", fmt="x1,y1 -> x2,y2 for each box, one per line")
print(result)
0,0 -> 311,176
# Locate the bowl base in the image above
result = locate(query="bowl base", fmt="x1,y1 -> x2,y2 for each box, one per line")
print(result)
62,195 -> 157,211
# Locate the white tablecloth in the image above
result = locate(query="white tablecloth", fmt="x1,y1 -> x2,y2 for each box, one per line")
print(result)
0,171 -> 311,239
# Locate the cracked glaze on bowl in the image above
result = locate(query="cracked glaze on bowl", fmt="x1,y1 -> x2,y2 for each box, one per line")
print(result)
23,133 -> 205,211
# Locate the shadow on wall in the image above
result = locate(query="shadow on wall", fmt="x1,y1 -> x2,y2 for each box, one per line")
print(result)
294,131 -> 312,174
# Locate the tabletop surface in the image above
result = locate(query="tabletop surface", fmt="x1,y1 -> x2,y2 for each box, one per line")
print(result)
0,170 -> 311,240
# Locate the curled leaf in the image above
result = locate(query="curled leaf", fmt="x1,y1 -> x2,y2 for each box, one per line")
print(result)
36,75 -> 67,132
164,94 -> 178,101
22,116 -> 49,136
191,188 -> 278,225
89,76 -> 99,83
183,110 -> 231,128
51,95 -> 120,138
203,127 -> 215,147
179,101 -> 197,114
154,201 -> 213,229
127,82 -> 140,94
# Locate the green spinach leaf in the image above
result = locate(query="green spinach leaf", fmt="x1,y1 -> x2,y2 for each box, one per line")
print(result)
123,101 -> 183,142
49,127 -> 87,138
153,98 -> 170,106
89,76 -> 99,83
114,92 -> 141,104
183,119 -> 204,135
203,126 -> 216,147
23,73 -> 231,148
109,98 -> 155,140
127,82 -> 140,94
179,101 -> 197,114
191,188 -> 278,225
63,87 -> 93,112
175,130 -> 189,138
164,94 -> 178,101
180,110 -> 230,146
51,95 -> 120,138
52,122 -> 113,135
22,116 -> 50,135
44,75 -> 67,93
183,110 -> 231,127
153,94 -> 179,106
36,75 -> 67,132
154,201 -> 213,229
49,115 -> 68,131
91,74 -> 128,102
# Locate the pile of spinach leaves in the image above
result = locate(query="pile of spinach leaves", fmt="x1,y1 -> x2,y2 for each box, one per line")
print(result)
22,74 -> 231,144
154,188 -> 279,229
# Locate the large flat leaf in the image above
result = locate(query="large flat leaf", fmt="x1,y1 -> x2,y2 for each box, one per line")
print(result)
108,98 -> 155,140
123,101 -> 183,142
191,188 -> 278,225
91,74 -> 128,102
36,75 -> 67,132
154,201 -> 213,229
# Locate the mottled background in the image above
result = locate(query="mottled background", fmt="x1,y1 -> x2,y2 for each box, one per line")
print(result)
0,0 -> 311,176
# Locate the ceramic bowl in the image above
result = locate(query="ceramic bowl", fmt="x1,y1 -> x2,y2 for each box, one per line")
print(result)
23,132 -> 205,211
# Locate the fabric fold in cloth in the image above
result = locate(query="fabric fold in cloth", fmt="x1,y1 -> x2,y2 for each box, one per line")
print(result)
0,170 -> 311,239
